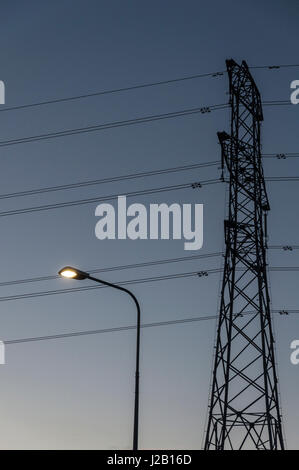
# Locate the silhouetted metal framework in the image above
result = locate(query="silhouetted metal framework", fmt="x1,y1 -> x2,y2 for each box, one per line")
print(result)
204,59 -> 284,450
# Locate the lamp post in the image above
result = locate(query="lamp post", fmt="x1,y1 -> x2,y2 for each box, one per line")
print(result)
58,266 -> 141,451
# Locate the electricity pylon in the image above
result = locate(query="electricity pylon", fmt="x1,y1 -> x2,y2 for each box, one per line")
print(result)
204,59 -> 285,450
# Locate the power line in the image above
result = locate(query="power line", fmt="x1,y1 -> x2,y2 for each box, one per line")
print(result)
0,178 -> 222,218
0,244 -> 295,289
0,100 -> 292,149
270,266 -> 299,272
265,177 -> 299,181
250,64 -> 299,70
0,62 -> 297,114
4,308 -> 299,346
4,315 -> 220,344
0,174 -> 298,219
263,100 -> 291,107
0,154 -> 296,202
263,153 -> 299,159
0,71 -> 227,113
270,245 -> 299,250
1,155 -> 298,201
0,161 -> 220,201
0,252 -> 222,288
0,266 -> 297,304
0,270 -> 211,303
266,176 -> 299,182
0,104 -> 229,148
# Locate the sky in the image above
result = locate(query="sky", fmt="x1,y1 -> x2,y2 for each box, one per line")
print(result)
0,0 -> 297,449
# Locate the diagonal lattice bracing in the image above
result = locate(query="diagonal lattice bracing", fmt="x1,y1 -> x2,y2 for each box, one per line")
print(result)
204,59 -> 284,450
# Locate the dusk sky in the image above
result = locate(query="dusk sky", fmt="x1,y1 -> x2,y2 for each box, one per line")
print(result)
0,0 -> 298,449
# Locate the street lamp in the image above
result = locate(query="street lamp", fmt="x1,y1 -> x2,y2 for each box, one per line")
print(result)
58,266 -> 141,451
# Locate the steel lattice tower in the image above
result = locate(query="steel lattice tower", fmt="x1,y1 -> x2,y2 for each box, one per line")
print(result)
204,59 -> 285,450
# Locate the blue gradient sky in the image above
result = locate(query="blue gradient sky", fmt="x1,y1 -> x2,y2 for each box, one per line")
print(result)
0,0 -> 297,449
